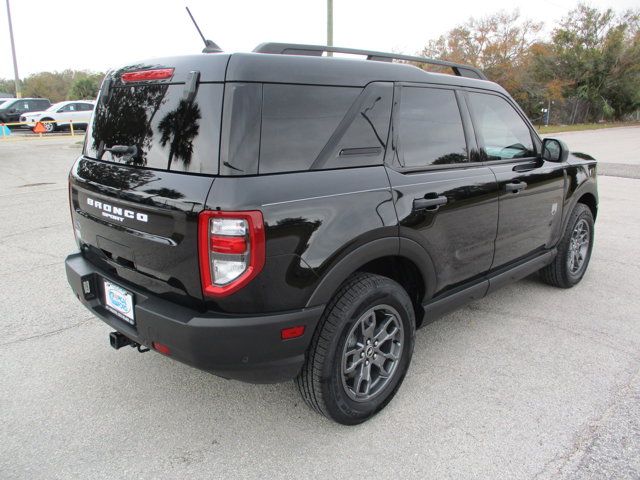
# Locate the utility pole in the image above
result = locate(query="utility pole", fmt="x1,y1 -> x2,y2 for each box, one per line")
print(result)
327,0 -> 333,56
5,0 -> 21,98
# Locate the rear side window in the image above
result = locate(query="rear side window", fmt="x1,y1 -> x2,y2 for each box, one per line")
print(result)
467,92 -> 535,160
85,83 -> 222,174
396,87 -> 468,169
220,83 -> 392,175
260,85 -> 359,174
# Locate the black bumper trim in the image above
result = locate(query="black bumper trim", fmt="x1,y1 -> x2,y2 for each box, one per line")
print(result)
65,253 -> 324,383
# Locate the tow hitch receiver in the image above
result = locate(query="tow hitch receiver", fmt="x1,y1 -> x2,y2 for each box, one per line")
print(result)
109,331 -> 149,352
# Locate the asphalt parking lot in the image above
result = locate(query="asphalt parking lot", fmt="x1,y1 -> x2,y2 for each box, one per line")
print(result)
1,128 -> 639,479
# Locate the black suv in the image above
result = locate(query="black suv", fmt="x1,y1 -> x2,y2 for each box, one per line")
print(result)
0,97 -> 51,125
65,43 -> 598,424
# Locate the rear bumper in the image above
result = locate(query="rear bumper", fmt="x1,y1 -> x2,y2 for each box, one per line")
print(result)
65,253 -> 323,383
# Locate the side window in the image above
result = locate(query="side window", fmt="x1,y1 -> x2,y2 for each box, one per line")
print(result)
16,101 -> 29,112
397,87 -> 468,169
317,82 -> 392,170
467,93 -> 535,160
259,85 -> 361,174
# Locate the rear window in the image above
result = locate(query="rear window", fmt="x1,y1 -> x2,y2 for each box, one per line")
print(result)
220,82 -> 392,175
85,83 -> 222,174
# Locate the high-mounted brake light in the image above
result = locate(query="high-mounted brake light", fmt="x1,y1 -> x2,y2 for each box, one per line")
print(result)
121,68 -> 175,83
198,210 -> 265,297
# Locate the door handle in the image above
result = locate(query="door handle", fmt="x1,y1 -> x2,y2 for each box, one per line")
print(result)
413,195 -> 448,211
505,182 -> 527,193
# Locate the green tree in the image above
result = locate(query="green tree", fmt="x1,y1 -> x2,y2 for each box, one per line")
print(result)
533,5 -> 640,121
68,75 -> 103,100
0,79 -> 16,96
421,11 -> 543,116
21,70 -> 105,102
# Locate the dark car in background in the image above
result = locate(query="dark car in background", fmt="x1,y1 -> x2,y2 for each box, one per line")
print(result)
0,98 -> 51,126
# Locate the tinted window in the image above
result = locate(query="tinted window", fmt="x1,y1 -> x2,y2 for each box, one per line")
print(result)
85,83 -> 222,174
259,85 -> 360,174
397,87 -> 467,168
467,93 -> 534,160
314,82 -> 392,170
220,83 -> 262,176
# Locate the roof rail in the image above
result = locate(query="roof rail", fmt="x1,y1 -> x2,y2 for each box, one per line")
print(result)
253,43 -> 487,80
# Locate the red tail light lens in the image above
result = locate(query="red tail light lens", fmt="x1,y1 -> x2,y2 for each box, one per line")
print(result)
121,68 -> 174,83
211,235 -> 247,254
198,210 -> 265,297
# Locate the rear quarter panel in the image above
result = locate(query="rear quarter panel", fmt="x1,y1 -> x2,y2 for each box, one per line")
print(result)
205,167 -> 397,313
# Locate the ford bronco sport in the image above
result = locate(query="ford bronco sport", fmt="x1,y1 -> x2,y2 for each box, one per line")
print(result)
65,43 -> 598,424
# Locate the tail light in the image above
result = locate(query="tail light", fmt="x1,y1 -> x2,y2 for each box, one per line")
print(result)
198,210 -> 265,297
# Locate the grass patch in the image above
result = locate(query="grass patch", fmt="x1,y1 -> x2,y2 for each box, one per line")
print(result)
536,121 -> 640,135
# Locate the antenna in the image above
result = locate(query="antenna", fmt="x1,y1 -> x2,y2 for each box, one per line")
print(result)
185,6 -> 223,53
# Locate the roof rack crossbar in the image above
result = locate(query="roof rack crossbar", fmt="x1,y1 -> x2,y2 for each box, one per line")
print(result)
252,43 -> 487,80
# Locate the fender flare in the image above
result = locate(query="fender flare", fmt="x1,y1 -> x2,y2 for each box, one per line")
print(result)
305,236 -> 437,308
562,179 -> 598,235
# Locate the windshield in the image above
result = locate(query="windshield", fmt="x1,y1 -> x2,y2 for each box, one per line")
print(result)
46,102 -> 66,112
0,100 -> 15,109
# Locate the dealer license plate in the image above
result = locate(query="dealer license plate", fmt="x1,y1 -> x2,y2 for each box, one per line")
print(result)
103,280 -> 135,325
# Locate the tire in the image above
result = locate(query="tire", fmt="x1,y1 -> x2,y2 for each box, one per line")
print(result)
41,118 -> 56,133
540,203 -> 594,288
296,273 -> 416,425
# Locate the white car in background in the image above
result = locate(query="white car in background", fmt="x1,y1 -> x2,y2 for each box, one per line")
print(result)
21,100 -> 95,133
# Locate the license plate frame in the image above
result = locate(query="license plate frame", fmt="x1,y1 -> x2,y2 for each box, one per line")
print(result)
103,280 -> 135,325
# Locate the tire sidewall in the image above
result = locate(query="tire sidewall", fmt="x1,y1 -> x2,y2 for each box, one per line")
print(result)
322,281 -> 415,424
562,206 -> 594,285
42,119 -> 56,133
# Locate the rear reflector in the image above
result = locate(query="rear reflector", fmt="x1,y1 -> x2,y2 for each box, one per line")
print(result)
152,342 -> 171,355
121,68 -> 175,83
281,326 -> 305,340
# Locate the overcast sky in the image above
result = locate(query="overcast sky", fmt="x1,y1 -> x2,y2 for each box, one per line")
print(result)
0,0 -> 637,78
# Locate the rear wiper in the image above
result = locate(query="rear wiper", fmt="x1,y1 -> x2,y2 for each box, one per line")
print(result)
97,143 -> 138,161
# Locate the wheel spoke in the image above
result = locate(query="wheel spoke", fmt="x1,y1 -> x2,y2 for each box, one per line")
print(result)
361,312 -> 376,339
355,362 -> 371,395
372,349 -> 398,377
343,347 -> 364,375
340,305 -> 405,402
374,315 -> 395,342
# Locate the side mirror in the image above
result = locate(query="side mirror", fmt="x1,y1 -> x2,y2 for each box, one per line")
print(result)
541,138 -> 569,163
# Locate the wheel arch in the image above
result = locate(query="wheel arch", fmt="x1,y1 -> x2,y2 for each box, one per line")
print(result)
577,192 -> 598,220
305,237 -> 436,327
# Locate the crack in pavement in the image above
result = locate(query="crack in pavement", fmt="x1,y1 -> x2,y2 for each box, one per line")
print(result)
0,222 -> 66,241
472,305 -> 640,361
0,318 -> 94,348
0,261 -> 61,277
532,363 -> 640,479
